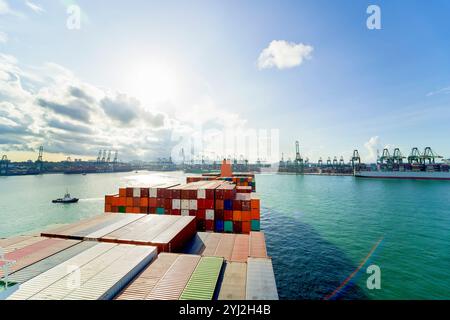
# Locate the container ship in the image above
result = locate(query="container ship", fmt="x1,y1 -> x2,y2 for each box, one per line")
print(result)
0,160 -> 277,301
355,147 -> 450,181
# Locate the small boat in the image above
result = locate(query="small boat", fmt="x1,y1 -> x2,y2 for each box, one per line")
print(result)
52,191 -> 79,204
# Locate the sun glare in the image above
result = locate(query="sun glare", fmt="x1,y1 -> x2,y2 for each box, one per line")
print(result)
126,60 -> 179,105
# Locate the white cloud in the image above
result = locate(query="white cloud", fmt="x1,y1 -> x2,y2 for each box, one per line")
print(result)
427,86 -> 450,97
0,0 -> 22,17
0,53 -> 256,161
364,136 -> 381,163
258,40 -> 314,70
25,1 -> 44,14
0,31 -> 7,43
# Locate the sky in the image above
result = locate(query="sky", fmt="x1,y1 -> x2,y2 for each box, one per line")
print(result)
1,0 -> 450,163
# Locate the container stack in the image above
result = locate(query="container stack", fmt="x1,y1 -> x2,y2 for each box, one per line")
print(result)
104,183 -> 180,214
104,180 -> 260,234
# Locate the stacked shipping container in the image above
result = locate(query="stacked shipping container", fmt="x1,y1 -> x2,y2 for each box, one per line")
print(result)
104,175 -> 261,234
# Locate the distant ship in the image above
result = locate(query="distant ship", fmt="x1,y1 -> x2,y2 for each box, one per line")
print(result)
355,163 -> 450,181
355,169 -> 450,181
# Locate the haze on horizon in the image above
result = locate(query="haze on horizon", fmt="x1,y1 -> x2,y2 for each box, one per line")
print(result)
1,0 -> 450,163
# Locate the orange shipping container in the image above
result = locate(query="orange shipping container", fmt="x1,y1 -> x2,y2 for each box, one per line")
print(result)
242,221 -> 251,234
132,207 -> 141,214
126,198 -> 133,207
149,198 -> 157,208
118,197 -> 127,207
251,208 -> 260,220
241,211 -> 251,222
119,188 -> 127,197
105,195 -> 113,205
126,207 -> 134,214
233,211 -> 242,222
251,195 -> 260,210
140,197 -> 149,207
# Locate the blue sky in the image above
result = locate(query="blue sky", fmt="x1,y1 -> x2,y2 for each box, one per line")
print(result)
1,0 -> 450,162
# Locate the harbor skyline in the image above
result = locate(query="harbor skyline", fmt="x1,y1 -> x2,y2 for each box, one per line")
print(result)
1,1 -> 450,163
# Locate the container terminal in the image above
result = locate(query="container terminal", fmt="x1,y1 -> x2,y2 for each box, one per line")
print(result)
0,147 -> 269,177
0,161 -> 278,300
278,142 -> 450,180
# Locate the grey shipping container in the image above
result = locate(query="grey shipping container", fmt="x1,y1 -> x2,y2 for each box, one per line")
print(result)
246,258 -> 278,300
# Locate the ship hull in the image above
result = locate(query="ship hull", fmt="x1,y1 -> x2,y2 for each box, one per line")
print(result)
355,171 -> 450,180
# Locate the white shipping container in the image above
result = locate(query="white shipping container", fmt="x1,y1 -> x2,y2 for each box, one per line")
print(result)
197,189 -> 206,199
246,258 -> 279,300
181,210 -> 190,217
149,188 -> 158,198
189,200 -> 197,210
172,199 -> 181,210
206,210 -> 215,221
181,200 -> 190,210
7,243 -> 117,300
133,188 -> 141,198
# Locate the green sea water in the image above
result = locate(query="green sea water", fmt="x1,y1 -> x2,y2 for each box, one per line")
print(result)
0,172 -> 449,300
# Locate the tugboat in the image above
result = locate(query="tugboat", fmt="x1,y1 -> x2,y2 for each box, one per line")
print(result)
52,190 -> 79,204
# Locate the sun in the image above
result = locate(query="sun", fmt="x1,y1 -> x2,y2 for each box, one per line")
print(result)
126,59 -> 178,105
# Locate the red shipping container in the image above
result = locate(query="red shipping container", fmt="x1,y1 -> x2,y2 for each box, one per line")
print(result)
172,209 -> 181,216
149,198 -> 157,208
242,221 -> 251,234
206,220 -> 214,231
233,200 -> 242,211
189,210 -> 197,217
157,198 -> 165,208
126,188 -> 133,197
197,209 -> 206,220
133,198 -> 140,207
164,198 -> 172,209
205,189 -> 215,199
224,210 -> 233,220
140,188 -> 149,197
215,209 -> 224,220
133,207 -> 141,214
233,221 -> 242,233
112,206 -> 119,213
205,199 -> 214,210
140,207 -> 148,214
171,188 -> 181,199
241,200 -> 251,211
105,204 -> 112,212
149,207 -> 157,214
215,189 -> 224,200
197,199 -> 205,209
181,189 -> 190,199
188,189 -> 197,199
215,200 -> 224,210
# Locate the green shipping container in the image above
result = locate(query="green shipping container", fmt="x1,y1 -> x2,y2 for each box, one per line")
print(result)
156,207 -> 165,215
251,220 -> 260,231
118,206 -> 126,213
179,256 -> 223,300
224,221 -> 233,233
